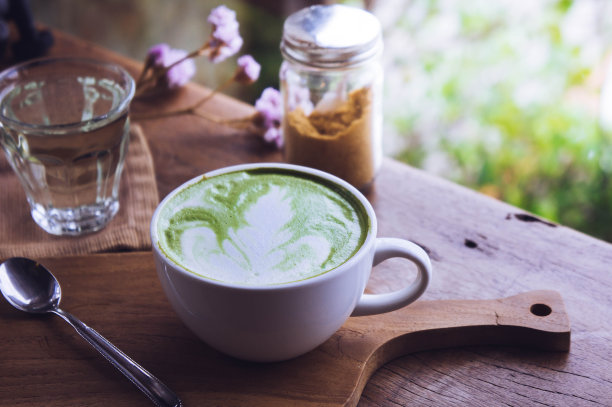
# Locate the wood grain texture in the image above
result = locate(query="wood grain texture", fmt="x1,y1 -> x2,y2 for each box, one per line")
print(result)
0,253 -> 569,407
0,29 -> 610,406
361,159 -> 612,407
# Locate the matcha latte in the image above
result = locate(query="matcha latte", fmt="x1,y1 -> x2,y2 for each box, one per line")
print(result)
156,168 -> 369,285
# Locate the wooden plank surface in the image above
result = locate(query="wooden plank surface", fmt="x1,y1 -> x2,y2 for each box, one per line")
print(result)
363,160 -> 612,406
1,29 -> 611,406
0,253 -> 571,406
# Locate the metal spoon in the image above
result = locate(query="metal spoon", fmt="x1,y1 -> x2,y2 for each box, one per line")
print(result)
0,257 -> 182,407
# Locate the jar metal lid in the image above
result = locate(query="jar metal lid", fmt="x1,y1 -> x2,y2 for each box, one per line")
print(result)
281,5 -> 382,69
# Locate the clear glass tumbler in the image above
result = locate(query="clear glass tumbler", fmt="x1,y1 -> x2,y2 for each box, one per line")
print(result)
0,57 -> 135,236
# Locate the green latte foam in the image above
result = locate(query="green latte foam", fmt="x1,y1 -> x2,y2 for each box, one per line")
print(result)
156,168 -> 369,285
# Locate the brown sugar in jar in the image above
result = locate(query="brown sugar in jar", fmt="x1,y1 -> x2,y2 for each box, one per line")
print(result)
280,5 -> 383,190
284,87 -> 375,188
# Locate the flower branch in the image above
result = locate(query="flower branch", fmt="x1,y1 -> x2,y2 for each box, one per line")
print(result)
131,5 -> 282,148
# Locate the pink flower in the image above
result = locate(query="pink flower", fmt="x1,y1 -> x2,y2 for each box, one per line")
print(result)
146,43 -> 196,89
207,5 -> 237,30
210,36 -> 243,64
208,6 -> 239,43
207,6 -> 243,63
234,55 -> 261,84
255,87 -> 283,148
146,43 -> 170,65
255,88 -> 282,124
263,127 -> 283,149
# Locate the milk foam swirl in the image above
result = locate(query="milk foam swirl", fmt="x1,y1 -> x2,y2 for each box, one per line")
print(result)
157,169 -> 368,285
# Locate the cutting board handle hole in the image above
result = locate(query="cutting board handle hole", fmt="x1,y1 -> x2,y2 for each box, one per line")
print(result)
530,303 -> 552,317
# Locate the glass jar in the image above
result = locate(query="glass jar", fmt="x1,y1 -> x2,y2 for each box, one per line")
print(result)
280,4 -> 383,190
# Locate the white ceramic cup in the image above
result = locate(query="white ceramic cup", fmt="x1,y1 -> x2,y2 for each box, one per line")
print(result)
151,163 -> 432,362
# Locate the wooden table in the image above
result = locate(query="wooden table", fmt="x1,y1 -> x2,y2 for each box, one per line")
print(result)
1,30 -> 611,406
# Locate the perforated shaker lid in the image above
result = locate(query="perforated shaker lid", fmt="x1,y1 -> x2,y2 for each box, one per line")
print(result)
280,4 -> 382,68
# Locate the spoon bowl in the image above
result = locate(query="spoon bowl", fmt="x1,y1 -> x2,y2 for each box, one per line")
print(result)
0,257 -> 182,407
0,257 -> 60,313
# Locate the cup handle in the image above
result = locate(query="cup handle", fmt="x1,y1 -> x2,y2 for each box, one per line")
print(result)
351,238 -> 432,317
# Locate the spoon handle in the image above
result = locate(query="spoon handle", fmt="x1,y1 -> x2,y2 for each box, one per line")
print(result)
52,308 -> 182,407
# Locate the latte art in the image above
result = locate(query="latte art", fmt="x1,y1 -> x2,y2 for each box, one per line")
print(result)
156,168 -> 369,285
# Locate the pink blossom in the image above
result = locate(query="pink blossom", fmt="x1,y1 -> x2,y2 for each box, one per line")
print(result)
234,55 -> 261,84
207,5 -> 236,29
255,87 -> 283,148
209,36 -> 243,64
255,87 -> 282,123
146,43 -> 170,65
263,127 -> 283,149
207,5 -> 243,63
209,10 -> 239,44
146,43 -> 196,89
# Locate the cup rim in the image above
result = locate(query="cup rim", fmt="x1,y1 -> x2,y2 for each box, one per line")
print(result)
151,162 -> 378,291
0,57 -> 135,134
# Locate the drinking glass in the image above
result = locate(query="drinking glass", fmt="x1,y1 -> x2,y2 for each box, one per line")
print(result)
0,57 -> 135,236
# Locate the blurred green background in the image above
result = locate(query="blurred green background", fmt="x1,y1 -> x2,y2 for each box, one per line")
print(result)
31,0 -> 612,242
374,0 -> 612,242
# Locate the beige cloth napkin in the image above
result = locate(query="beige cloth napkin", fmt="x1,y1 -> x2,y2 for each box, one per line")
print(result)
0,124 -> 158,258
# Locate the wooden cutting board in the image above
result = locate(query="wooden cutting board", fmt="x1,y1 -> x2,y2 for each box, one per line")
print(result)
0,252 -> 570,407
